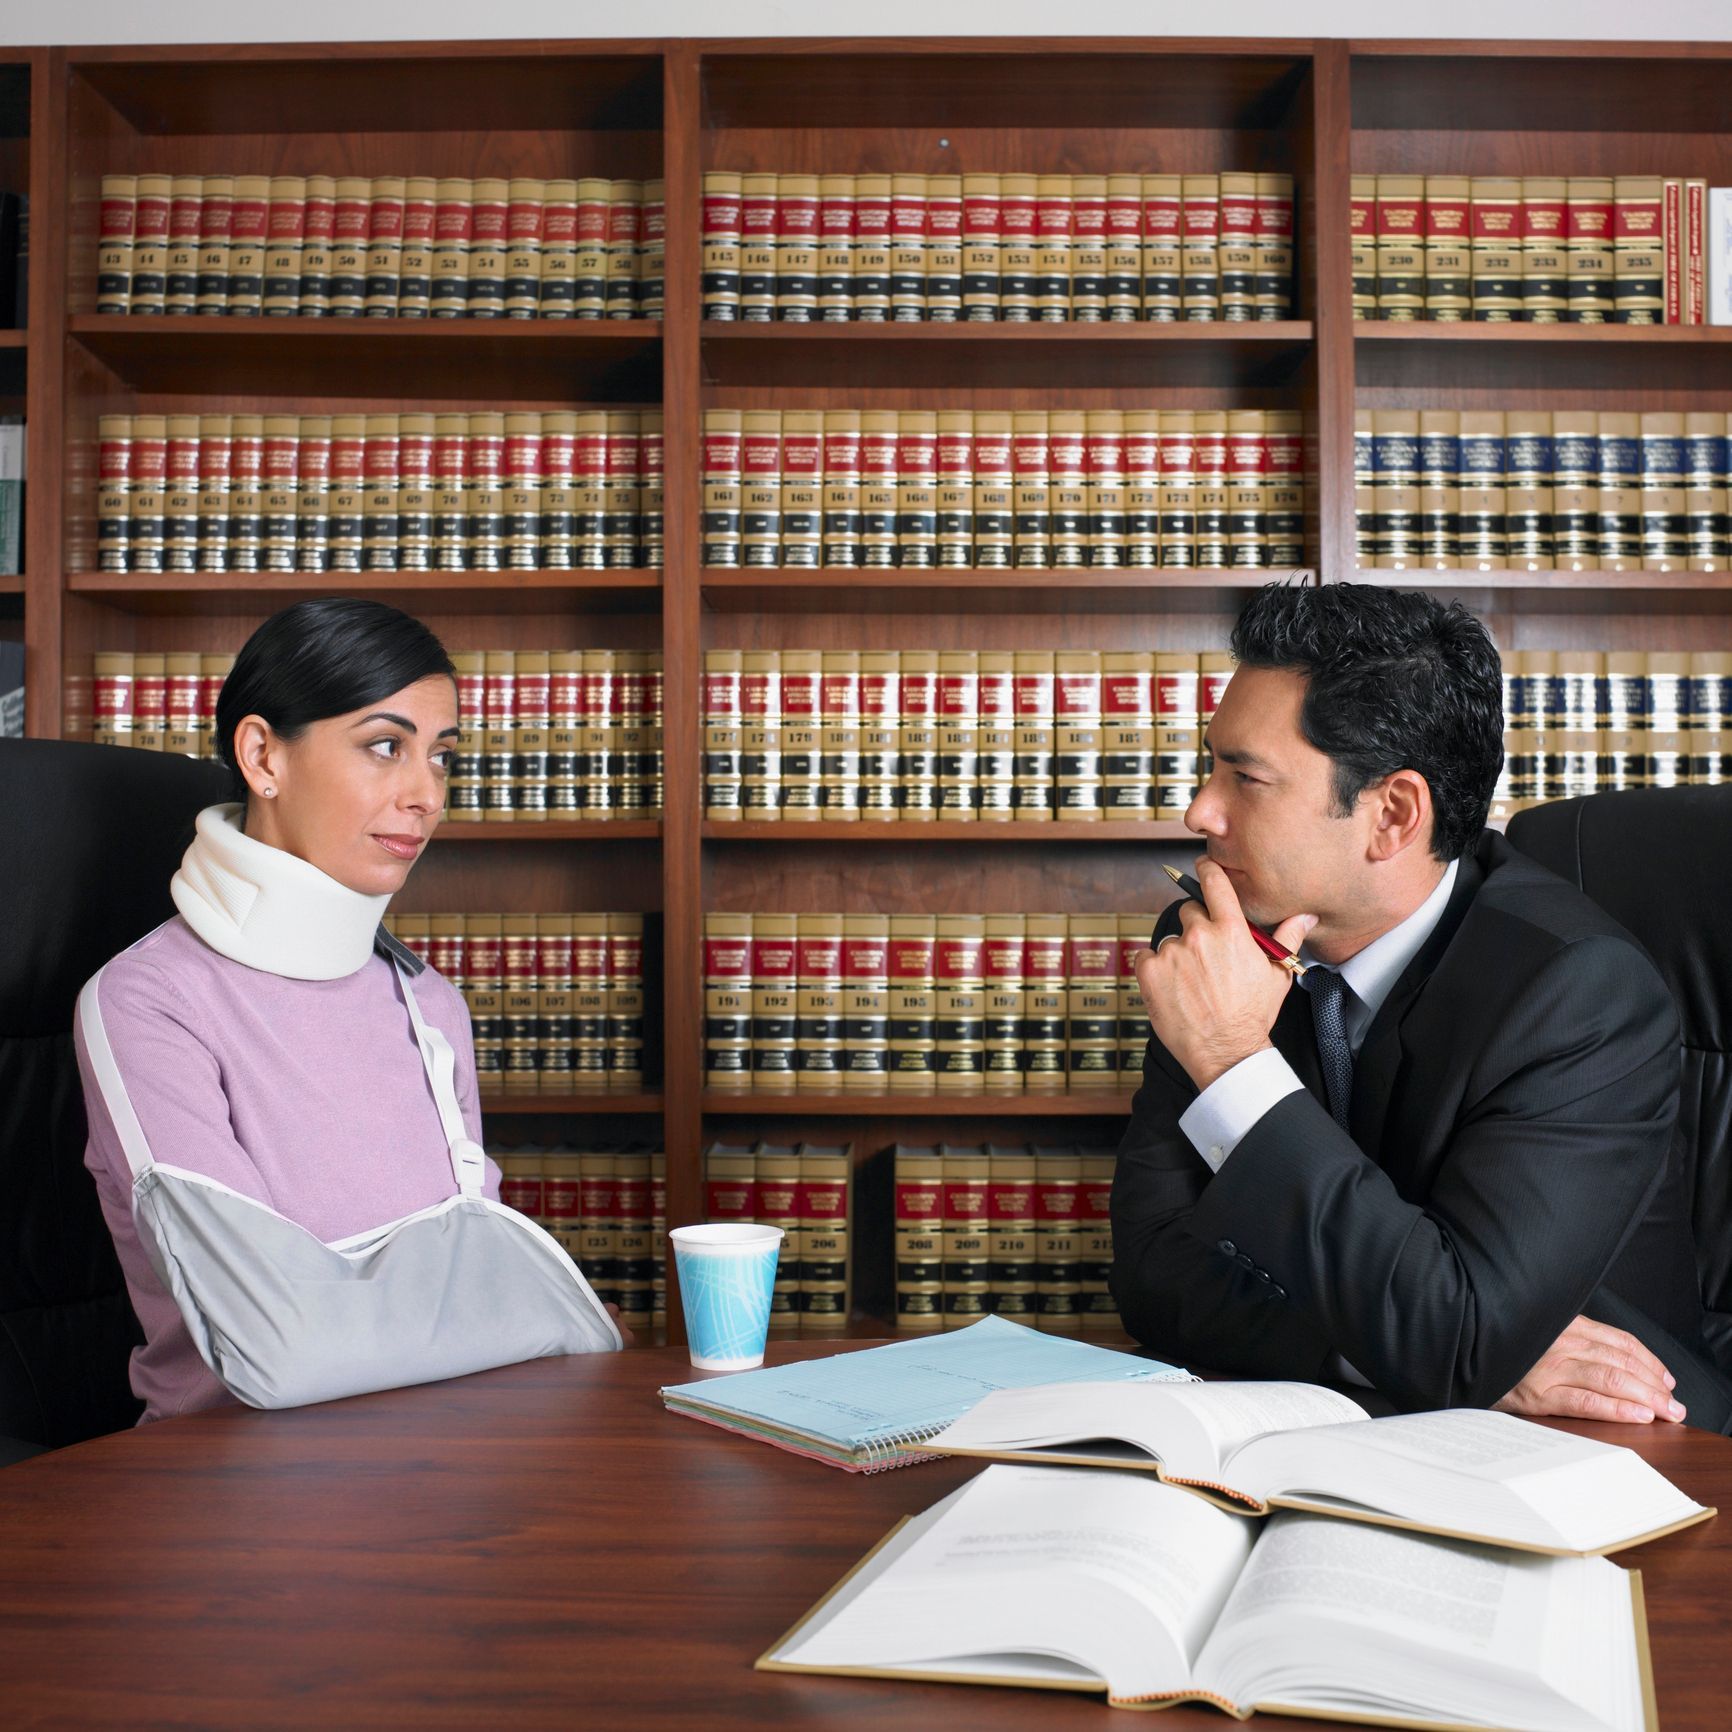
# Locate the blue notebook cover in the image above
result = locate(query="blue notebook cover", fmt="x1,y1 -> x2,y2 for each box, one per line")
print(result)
660,1316 -> 1193,1472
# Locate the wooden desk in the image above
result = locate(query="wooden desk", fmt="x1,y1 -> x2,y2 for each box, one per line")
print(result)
3,1343 -> 1730,1730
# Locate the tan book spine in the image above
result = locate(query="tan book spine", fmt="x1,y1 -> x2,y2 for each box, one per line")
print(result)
854,174 -> 892,321
92,651 -> 134,749
797,1143 -> 852,1328
780,649 -> 822,819
940,1143 -> 990,1326
1218,171 -> 1256,322
842,915 -> 890,1092
1180,173 -> 1220,322
741,647 -> 781,819
893,1146 -> 943,1328
890,173 -> 927,323
936,650 -> 979,822
1079,1151 -> 1118,1330
431,177 -> 472,319
162,415 -> 201,574
165,175 -> 202,315
704,913 -> 753,1090
463,915 -> 505,1088
1469,176 -> 1522,323
504,177 -> 544,320
129,173 -> 171,314
986,1144 -> 1036,1317
1566,176 -> 1614,324
97,174 -> 136,314
1034,174 -> 1072,323
816,173 -> 853,322
977,650 -> 1015,822
1034,1146 -> 1082,1331
605,179 -> 643,320
960,174 -> 998,322
1422,175 -> 1470,322
467,178 -> 507,319
540,178 -> 577,320
533,914 -> 574,1086
1521,177 -> 1567,323
898,648 -> 938,822
999,174 -> 1036,321
195,174 -> 232,316
983,916 -> 1026,1091
888,915 -> 937,1094
935,915 -> 986,1093
1023,915 -> 1068,1092
776,173 -> 819,323
126,415 -> 167,574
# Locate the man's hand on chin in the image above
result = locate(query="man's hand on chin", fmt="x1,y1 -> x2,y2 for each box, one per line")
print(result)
1495,1315 -> 1686,1425
1135,857 -> 1318,1092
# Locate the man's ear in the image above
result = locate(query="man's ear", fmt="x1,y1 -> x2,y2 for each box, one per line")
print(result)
1367,768 -> 1432,862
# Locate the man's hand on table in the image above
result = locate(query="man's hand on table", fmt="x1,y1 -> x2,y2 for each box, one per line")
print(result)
1496,1315 -> 1686,1424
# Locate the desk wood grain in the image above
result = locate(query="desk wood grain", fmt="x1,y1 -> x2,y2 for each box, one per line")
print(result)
3,1343 -> 1730,1730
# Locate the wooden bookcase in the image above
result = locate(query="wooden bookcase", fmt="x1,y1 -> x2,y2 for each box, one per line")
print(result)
11,36 -> 1732,1339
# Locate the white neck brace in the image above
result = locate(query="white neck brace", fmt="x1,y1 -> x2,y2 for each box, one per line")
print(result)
171,803 -> 391,980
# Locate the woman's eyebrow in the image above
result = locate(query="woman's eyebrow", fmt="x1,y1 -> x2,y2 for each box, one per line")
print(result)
353,712 -> 462,740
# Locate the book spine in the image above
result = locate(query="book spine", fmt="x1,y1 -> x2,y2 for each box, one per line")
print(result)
888,916 -> 937,1094
936,650 -> 979,823
639,178 -> 665,320
821,651 -> 861,819
983,915 -> 1026,1092
897,409 -> 937,569
1087,410 -> 1125,570
854,173 -> 893,321
432,177 -> 473,318
1663,178 -> 1683,326
464,916 -> 504,1088
1154,651 -> 1201,819
858,650 -> 900,820
504,177 -> 543,320
1023,916 -> 1067,1092
165,176 -> 202,315
261,175 -> 304,317
780,651 -> 822,819
604,408 -> 642,570
941,1146 -> 990,1327
540,179 -> 577,319
577,1151 -> 618,1301
1180,173 -> 1219,322
1613,175 -> 1665,325
925,174 -> 962,323
130,174 -> 171,315
702,648 -> 742,823
816,173 -> 853,321
571,914 -> 610,1087
842,916 -> 890,1091
999,174 -> 1036,321
1521,177 -> 1567,324
890,173 -> 927,323
1101,650 -> 1152,820
608,912 -> 645,1088
500,915 -> 540,1091
605,179 -> 642,320
447,652 -> 485,818
97,174 -> 136,314
797,1146 -> 851,1331
542,1153 -> 582,1261
1566,176 -> 1614,323
796,914 -> 844,1089
397,176 -> 435,319
752,914 -> 798,1091
1054,650 -> 1102,819
704,914 -> 754,1090
468,178 -> 507,319
898,649 -> 938,822
754,1146 -> 803,1326
514,649 -> 551,823
1469,177 -> 1521,322
256,415 -> 298,573
126,415 -> 167,574
1376,174 -> 1424,322
893,1146 -> 944,1330
584,648 -> 618,818
1034,1148 -> 1082,1333
612,1151 -> 654,1326
1066,916 -> 1119,1089
976,651 -> 1016,823
162,652 -> 201,757
227,415 -> 264,571
1218,172 -> 1256,322
987,1146 -> 1036,1318
163,415 -> 201,573
92,651 -> 133,748
1078,1153 -> 1118,1331
935,915 -> 986,1093
1422,175 -> 1469,322
1686,180 -> 1707,325
292,174 -> 333,316
534,916 -> 574,1087
1035,174 -> 1072,323
1118,915 -> 1150,1087
650,1150 -> 668,1329
1106,175 -> 1142,322
1252,172 -> 1293,321
573,178 -> 608,320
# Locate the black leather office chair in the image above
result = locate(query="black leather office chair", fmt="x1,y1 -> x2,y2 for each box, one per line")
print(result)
1507,786 -> 1732,1372
0,740 -> 229,1453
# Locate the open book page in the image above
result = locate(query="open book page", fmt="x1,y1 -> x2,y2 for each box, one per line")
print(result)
930,1379 -> 1368,1483
1195,1513 -> 1647,1732
769,1464 -> 1255,1701
1225,1408 -> 1709,1552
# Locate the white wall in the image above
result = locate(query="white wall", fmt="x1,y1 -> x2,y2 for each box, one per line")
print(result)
12,0 -> 1732,45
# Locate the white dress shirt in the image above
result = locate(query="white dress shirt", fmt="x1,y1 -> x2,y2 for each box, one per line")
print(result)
1171,857 -> 1459,1392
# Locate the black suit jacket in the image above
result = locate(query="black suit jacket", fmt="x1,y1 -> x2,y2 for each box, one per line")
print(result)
1111,828 -> 1732,1429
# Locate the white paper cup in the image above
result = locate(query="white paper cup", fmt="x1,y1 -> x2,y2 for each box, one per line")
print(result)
670,1223 -> 785,1371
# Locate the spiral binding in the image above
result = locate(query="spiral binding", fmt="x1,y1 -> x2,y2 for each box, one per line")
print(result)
858,1424 -> 947,1473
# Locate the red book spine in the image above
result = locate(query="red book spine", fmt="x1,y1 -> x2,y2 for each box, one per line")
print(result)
1663,179 -> 1683,326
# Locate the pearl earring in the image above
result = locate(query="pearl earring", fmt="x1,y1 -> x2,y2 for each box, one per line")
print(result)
262,787 -> 276,798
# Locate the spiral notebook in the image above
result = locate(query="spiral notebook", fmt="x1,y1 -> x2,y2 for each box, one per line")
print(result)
659,1316 -> 1193,1473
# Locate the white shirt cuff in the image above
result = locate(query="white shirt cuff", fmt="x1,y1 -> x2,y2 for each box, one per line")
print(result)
1178,1046 -> 1306,1173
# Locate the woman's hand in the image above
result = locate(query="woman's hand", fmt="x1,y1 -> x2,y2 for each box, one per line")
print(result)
605,1302 -> 639,1348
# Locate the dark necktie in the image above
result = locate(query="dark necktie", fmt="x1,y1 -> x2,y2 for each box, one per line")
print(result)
1304,966 -> 1355,1133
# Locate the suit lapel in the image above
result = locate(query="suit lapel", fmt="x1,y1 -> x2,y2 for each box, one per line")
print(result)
1349,839 -> 1489,1158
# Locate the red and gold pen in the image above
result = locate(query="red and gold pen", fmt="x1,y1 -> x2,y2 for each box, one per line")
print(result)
1161,864 -> 1310,978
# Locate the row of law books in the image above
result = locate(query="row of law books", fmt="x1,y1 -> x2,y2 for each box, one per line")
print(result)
701,647 -> 1232,823
1351,173 -> 1724,323
700,170 -> 1294,323
492,1143 -> 666,1327
701,407 -> 1307,571
97,173 -> 664,319
76,652 -> 233,753
1353,407 -> 1732,570
95,409 -> 665,575
448,647 -> 664,822
385,911 -> 650,1094
703,911 -> 1157,1096
890,1143 -> 1120,1335
702,1139 -> 855,1333
1491,648 -> 1731,813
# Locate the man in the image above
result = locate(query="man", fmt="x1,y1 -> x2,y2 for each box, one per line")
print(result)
1112,581 -> 1731,1431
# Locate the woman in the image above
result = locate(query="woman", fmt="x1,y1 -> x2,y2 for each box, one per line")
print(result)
75,597 -> 618,1423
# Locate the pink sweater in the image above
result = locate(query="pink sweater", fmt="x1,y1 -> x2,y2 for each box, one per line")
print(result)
75,916 -> 499,1423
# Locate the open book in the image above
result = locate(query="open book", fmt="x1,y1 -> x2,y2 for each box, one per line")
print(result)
926,1380 -> 1712,1555
760,1464 -> 1657,1731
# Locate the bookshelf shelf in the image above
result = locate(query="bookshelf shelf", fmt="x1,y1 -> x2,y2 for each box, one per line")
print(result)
65,571 -> 664,617
480,1092 -> 665,1116
701,321 -> 1317,390
701,1092 -> 1133,1118
440,821 -> 663,843
69,317 -> 664,401
19,34 -> 1731,1346
0,574 -> 22,595
703,821 -> 1195,843
700,569 -> 1295,615
1353,324 -> 1732,347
